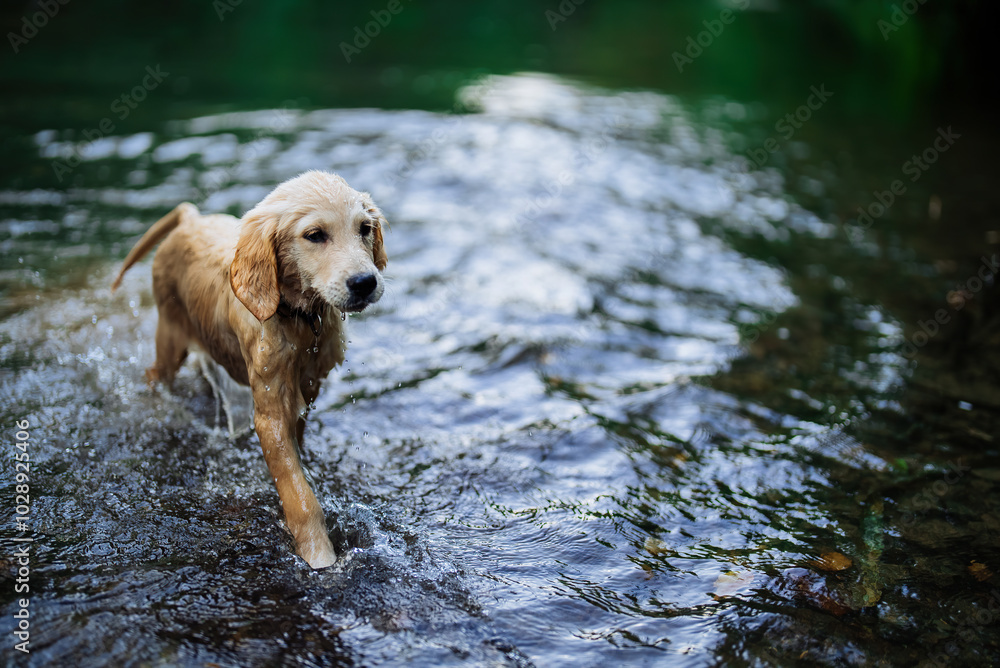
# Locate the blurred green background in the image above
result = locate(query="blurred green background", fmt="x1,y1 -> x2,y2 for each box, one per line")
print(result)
0,0 -> 994,129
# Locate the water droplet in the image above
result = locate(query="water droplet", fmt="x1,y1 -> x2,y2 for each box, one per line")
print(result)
263,366 -> 268,371
308,380 -> 314,386
265,385 -> 270,391
259,346 -> 264,352
91,315 -> 97,324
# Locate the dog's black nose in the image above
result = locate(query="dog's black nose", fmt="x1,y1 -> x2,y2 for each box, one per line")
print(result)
347,272 -> 378,299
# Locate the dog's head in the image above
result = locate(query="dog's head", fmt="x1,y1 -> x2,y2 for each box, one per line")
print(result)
230,171 -> 388,322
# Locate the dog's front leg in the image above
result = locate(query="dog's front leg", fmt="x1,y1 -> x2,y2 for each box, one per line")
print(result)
252,386 -> 336,569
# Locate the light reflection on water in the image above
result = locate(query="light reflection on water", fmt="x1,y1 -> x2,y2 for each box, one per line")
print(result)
5,74 -> 986,667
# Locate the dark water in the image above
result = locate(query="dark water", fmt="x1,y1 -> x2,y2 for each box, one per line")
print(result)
1,73 -> 999,667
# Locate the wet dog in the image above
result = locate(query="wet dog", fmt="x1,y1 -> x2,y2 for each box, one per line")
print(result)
112,171 -> 388,568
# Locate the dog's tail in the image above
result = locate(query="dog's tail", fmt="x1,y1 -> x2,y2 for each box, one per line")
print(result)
111,202 -> 197,292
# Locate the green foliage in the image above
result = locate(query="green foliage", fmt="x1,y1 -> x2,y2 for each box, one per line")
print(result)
0,0 -> 987,128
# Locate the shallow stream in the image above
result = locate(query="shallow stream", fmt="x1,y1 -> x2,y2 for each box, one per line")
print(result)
1,74 -> 999,666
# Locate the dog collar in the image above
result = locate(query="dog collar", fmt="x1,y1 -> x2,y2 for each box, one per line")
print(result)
276,299 -> 323,338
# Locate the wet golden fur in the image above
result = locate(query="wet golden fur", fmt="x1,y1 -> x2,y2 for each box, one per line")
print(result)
112,171 -> 388,568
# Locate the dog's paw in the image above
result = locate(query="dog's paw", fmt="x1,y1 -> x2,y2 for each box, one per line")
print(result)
300,535 -> 337,570
308,554 -> 336,570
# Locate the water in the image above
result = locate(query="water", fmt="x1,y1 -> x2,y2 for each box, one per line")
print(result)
2,74 -> 999,666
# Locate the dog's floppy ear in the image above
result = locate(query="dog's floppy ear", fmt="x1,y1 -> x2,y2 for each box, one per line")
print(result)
363,195 -> 388,271
230,211 -> 280,322
373,218 -> 388,271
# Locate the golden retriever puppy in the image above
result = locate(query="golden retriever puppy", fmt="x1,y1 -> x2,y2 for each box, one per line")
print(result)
111,171 -> 388,568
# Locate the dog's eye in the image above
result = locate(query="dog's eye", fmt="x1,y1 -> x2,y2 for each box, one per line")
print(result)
359,221 -> 373,237
304,230 -> 327,243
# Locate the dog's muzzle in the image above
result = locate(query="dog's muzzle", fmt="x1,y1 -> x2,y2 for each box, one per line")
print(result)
342,272 -> 381,312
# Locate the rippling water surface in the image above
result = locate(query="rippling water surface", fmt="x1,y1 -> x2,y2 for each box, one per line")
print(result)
2,75 -> 999,666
